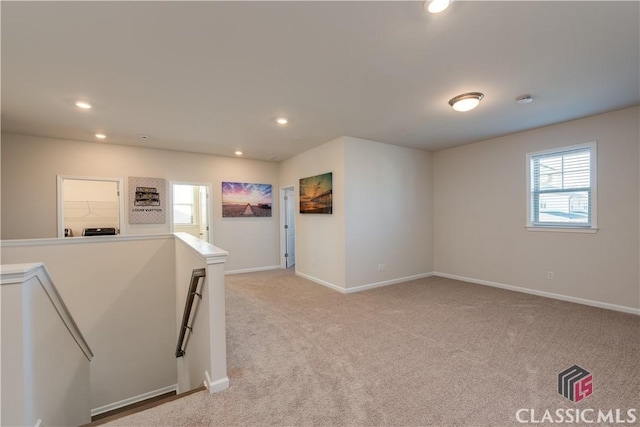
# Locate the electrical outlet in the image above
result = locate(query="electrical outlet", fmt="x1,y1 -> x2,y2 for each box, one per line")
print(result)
377,264 -> 386,271
546,271 -> 554,280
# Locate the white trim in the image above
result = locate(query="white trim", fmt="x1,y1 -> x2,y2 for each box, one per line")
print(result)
344,272 -> 435,294
296,271 -> 435,294
203,371 -> 229,394
525,226 -> 598,234
434,272 -> 640,316
90,384 -> 178,417
1,263 -> 94,360
1,233 -> 173,247
225,265 -> 280,275
174,232 -> 229,265
169,181 -> 213,244
295,271 -> 346,293
296,271 -> 436,294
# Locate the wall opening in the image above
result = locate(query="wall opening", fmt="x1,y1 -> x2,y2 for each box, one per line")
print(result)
57,175 -> 124,238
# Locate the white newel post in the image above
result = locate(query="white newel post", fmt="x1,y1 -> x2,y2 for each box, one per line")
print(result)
203,259 -> 229,393
174,233 -> 229,395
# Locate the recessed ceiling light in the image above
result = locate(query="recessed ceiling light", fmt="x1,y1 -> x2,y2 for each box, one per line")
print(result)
425,0 -> 451,14
448,92 -> 484,112
95,133 -> 106,139
75,101 -> 92,109
276,117 -> 288,125
138,133 -> 150,140
235,151 -> 243,156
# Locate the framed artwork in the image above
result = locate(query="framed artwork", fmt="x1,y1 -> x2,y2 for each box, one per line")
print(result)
222,182 -> 272,217
299,172 -> 332,214
129,177 -> 166,224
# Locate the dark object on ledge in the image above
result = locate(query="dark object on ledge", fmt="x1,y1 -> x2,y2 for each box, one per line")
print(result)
82,227 -> 118,236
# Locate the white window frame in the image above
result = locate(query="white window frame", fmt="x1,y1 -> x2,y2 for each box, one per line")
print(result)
526,142 -> 598,233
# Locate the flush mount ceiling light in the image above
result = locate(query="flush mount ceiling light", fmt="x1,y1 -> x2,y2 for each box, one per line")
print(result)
448,92 -> 484,112
425,0 -> 452,14
276,117 -> 288,125
75,101 -> 92,109
95,133 -> 106,139
516,94 -> 533,105
235,151 -> 243,156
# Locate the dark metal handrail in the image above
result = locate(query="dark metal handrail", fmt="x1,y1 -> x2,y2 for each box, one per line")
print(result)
175,268 -> 206,358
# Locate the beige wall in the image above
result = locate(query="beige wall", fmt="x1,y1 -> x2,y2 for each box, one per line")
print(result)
0,133 -> 280,272
433,107 -> 640,310
2,107 -> 638,311
279,136 -> 434,291
1,236 -> 178,410
279,137 -> 347,289
344,137 -> 433,288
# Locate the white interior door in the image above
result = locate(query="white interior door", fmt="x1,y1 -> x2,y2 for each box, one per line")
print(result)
284,188 -> 296,268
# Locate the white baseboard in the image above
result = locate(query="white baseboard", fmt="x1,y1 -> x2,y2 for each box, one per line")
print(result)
91,384 -> 177,417
295,271 -> 346,293
203,370 -> 229,393
296,271 -> 434,294
225,265 -> 280,275
434,272 -> 640,316
345,272 -> 434,294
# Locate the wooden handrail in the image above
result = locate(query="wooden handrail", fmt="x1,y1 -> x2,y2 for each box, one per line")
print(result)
175,268 -> 206,358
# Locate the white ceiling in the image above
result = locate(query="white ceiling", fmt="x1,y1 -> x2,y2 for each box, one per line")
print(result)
2,1 -> 638,161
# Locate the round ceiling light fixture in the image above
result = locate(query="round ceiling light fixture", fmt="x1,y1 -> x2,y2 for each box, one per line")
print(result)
516,94 -> 533,105
425,0 -> 452,14
276,117 -> 288,125
448,92 -> 484,112
235,151 -> 243,156
95,133 -> 106,139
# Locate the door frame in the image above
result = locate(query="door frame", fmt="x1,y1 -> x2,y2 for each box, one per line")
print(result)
279,185 -> 296,269
169,181 -> 213,243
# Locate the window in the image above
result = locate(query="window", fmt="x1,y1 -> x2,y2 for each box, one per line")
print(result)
527,142 -> 597,231
173,185 -> 195,224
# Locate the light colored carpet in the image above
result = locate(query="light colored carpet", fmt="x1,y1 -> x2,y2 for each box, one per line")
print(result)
106,269 -> 639,426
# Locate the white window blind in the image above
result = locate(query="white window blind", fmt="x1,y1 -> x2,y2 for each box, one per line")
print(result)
173,185 -> 195,224
528,143 -> 596,229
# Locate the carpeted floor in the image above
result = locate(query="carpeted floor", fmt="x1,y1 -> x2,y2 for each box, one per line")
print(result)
106,269 -> 639,426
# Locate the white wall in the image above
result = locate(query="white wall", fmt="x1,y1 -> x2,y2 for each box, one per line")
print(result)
344,137 -> 433,289
1,236 -> 178,410
279,137 -> 347,289
174,233 -> 228,395
1,281 -> 27,425
1,265 -> 91,427
433,107 -> 640,310
0,133 -> 280,272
